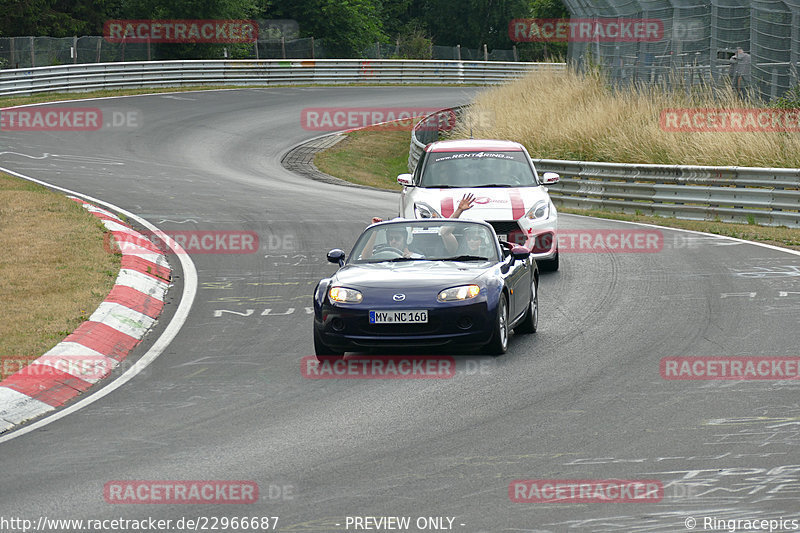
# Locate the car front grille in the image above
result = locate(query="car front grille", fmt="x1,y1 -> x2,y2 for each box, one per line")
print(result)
487,221 -> 520,235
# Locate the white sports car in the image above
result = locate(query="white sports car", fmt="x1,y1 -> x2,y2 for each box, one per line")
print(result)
398,139 -> 560,270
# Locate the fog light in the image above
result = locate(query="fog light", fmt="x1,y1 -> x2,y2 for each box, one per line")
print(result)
456,317 -> 473,330
331,318 -> 345,331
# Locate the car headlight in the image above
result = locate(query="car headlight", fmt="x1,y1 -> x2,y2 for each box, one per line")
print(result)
438,285 -> 481,302
329,287 -> 363,303
414,202 -> 442,219
525,200 -> 549,221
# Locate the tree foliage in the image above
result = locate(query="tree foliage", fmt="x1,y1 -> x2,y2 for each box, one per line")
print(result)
516,0 -> 570,61
412,0 -> 534,51
0,0 -> 569,59
0,0 -> 119,36
267,0 -> 386,58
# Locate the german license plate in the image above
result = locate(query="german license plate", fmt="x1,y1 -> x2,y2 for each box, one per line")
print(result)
369,310 -> 428,324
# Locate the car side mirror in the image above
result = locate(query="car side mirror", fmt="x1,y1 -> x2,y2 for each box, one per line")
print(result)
397,173 -> 414,187
541,172 -> 560,185
327,249 -> 345,267
510,245 -> 530,263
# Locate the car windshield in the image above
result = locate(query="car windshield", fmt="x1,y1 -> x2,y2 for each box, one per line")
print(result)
349,220 -> 500,264
419,150 -> 538,188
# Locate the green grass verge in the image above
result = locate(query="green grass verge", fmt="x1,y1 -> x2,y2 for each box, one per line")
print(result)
314,130 -> 410,190
0,173 -> 120,372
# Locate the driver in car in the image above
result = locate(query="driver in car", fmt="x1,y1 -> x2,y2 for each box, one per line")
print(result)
359,227 -> 424,259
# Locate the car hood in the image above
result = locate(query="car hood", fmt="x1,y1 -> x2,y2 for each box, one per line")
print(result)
334,261 -> 494,288
409,186 -> 550,220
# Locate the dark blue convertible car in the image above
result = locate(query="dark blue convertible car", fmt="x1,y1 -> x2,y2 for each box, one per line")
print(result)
312,219 -> 539,359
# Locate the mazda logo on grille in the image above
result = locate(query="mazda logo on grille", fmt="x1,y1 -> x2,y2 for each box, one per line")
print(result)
392,294 -> 406,301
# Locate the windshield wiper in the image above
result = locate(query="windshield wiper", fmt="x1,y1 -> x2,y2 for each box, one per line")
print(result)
422,184 -> 458,188
474,183 -> 513,188
442,255 -> 489,261
387,256 -> 429,262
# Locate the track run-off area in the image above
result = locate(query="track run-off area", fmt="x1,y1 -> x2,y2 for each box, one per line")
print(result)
1,87 -> 799,533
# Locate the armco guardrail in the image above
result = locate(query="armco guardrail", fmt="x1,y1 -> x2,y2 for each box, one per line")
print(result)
534,160 -> 800,228
409,107 -> 800,228
0,59 -> 565,97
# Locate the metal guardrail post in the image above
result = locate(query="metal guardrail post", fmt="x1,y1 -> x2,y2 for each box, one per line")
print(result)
771,68 -> 778,100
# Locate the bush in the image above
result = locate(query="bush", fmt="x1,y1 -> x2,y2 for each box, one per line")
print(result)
771,85 -> 800,110
392,23 -> 432,60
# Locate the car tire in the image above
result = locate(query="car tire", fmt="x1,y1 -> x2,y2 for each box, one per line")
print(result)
514,278 -> 538,334
314,329 -> 344,362
486,295 -> 509,356
539,247 -> 559,272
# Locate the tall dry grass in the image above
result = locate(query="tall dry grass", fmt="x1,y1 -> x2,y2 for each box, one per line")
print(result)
456,68 -> 800,168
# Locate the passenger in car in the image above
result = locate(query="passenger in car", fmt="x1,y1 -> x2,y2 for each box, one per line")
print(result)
440,194 -> 476,253
367,194 -> 476,256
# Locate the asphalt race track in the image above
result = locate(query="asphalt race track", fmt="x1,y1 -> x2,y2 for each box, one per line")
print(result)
1,87 -> 799,532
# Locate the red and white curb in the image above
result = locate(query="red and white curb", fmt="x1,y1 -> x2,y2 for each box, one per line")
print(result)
0,197 -> 171,433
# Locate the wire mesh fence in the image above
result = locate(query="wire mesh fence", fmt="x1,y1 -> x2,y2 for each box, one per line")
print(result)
431,44 -> 517,61
0,35 -> 520,69
0,36 -> 325,68
360,42 -> 519,61
561,1 -> 800,102
256,37 -> 322,59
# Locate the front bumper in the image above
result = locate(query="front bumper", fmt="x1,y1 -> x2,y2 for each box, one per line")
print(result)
315,300 -> 495,351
